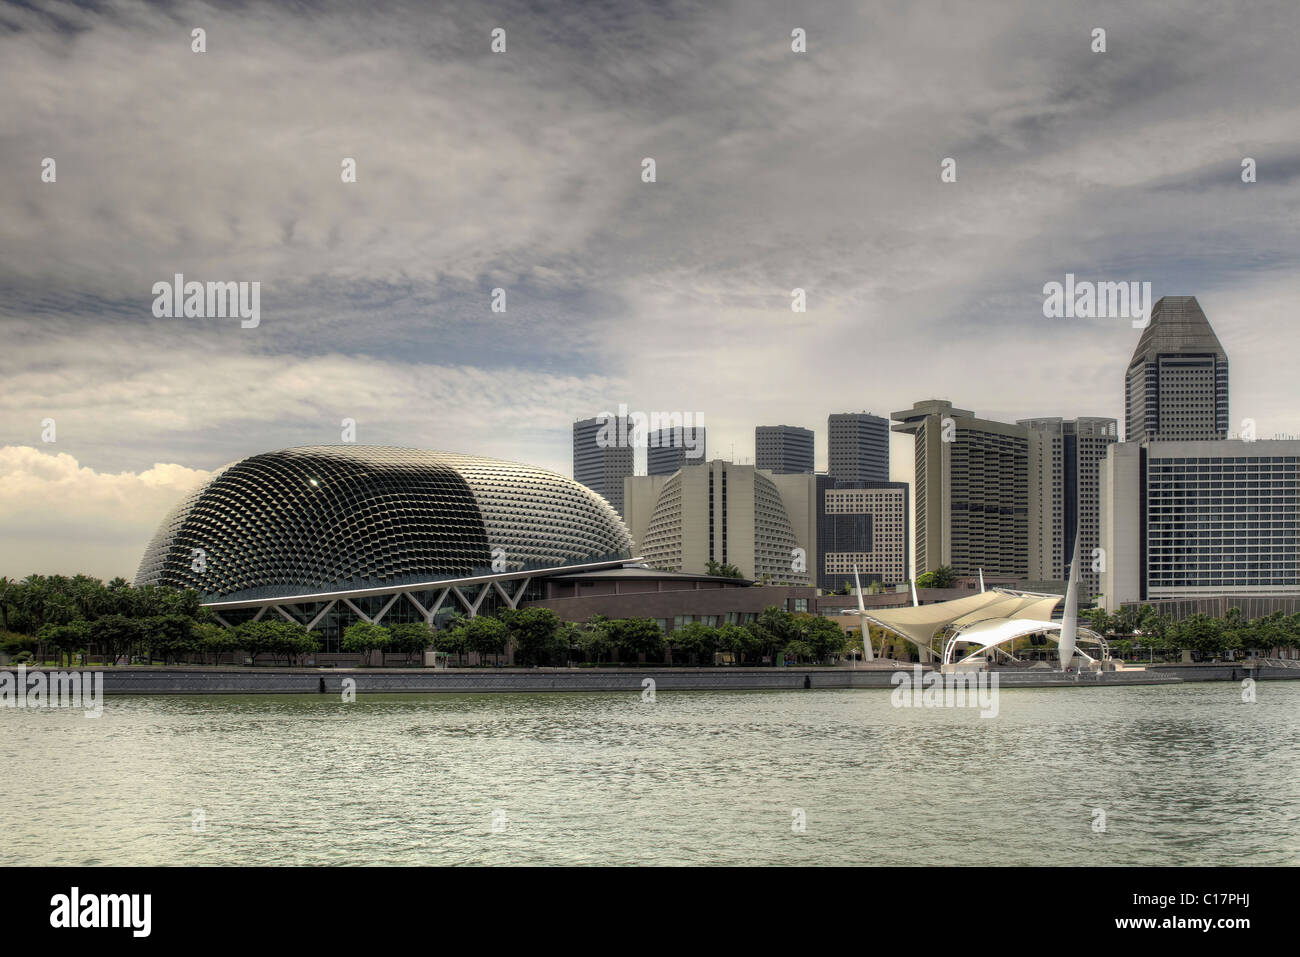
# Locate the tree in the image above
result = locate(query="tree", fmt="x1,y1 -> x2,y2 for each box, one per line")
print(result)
39,620 -> 90,667
1,631 -> 38,659
1172,614 -> 1224,660
141,614 -> 196,665
1113,604 -> 1140,637
704,560 -> 746,579
556,622 -> 584,663
1248,611 -> 1291,657
105,577 -> 135,617
194,622 -> 238,665
69,574 -> 109,623
782,639 -> 815,663
603,618 -> 665,663
341,622 -> 391,664
267,621 -> 317,666
1082,607 -> 1113,636
434,624 -> 469,667
670,622 -> 719,664
797,614 -> 848,661
1220,607 -> 1250,660
463,616 -> 509,666
499,608 -> 561,666
229,620 -> 314,666
90,615 -> 143,666
577,617 -> 615,664
0,576 -> 19,633
388,622 -> 434,664
750,606 -> 799,662
716,622 -> 758,664
916,566 -> 956,589
233,620 -> 277,666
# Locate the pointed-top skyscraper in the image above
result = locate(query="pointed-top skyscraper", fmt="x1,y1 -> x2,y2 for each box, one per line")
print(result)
1124,296 -> 1228,442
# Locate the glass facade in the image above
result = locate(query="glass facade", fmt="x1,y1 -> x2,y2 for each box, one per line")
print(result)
1146,453 -> 1300,591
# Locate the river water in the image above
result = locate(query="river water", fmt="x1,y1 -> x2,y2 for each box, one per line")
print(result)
3,682 -> 1296,865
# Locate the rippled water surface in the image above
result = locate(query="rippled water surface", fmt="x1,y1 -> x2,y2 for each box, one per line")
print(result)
3,683 -> 1297,865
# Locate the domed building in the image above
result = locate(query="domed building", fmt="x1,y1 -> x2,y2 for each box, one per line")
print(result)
136,446 -> 635,645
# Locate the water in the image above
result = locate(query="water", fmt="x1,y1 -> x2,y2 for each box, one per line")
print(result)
3,683 -> 1297,865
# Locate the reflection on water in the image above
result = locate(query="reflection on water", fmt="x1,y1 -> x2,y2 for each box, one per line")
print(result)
2,683 -> 1297,865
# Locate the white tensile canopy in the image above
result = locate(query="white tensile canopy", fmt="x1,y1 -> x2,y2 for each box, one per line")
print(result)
859,590 -> 1065,662
940,617 -> 1107,667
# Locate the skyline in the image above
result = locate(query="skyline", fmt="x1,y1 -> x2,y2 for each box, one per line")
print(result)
0,290 -> 1275,582
5,0 -> 1300,580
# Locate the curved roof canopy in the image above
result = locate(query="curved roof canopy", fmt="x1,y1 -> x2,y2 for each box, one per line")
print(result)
942,618 -> 1106,666
862,590 -> 1064,656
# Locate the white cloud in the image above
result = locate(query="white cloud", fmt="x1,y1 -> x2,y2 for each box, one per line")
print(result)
0,446 -> 211,580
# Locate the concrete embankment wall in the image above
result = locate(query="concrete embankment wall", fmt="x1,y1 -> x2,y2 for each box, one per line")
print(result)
2,666 -> 1208,694
13,667 -> 896,694
1147,663 -> 1300,682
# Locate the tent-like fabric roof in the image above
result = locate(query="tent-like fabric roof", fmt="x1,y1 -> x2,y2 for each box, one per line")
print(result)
1010,595 -> 1064,621
862,590 -> 1064,658
942,618 -> 1105,666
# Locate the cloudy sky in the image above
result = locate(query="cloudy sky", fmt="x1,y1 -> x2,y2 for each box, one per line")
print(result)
2,0 -> 1299,581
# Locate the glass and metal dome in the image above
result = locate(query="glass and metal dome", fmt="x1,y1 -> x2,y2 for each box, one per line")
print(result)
135,446 -> 634,601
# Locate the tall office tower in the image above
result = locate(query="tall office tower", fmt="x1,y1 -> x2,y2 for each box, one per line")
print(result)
812,475 -> 910,591
573,416 -> 634,519
635,461 -> 808,583
827,412 -> 890,482
892,400 -> 1029,578
646,426 -> 707,476
1124,296 -> 1229,442
1019,417 -> 1118,595
1021,419 -> 1065,583
755,425 -> 814,474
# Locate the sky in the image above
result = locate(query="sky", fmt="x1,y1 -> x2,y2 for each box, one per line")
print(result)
2,0 -> 1299,581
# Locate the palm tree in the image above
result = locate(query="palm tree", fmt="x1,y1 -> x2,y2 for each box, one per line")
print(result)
70,574 -> 107,621
18,575 -> 50,632
0,576 -> 18,632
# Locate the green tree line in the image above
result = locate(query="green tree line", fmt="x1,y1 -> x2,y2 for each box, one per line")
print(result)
1082,604 -> 1300,660
418,605 -> 853,667
1,573 -> 856,669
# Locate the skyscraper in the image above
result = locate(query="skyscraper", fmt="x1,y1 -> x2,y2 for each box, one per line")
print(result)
827,412 -> 890,483
646,426 -> 707,476
1019,417 -> 1118,596
573,416 -> 634,519
813,475 -> 910,591
892,400 -> 1029,578
1124,296 -> 1229,442
755,425 -> 814,474
1101,297 -> 1300,612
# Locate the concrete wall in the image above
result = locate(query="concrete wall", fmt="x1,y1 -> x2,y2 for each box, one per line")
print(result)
1147,662 -> 1300,682
12,664 -> 1273,695
13,666 -> 905,694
